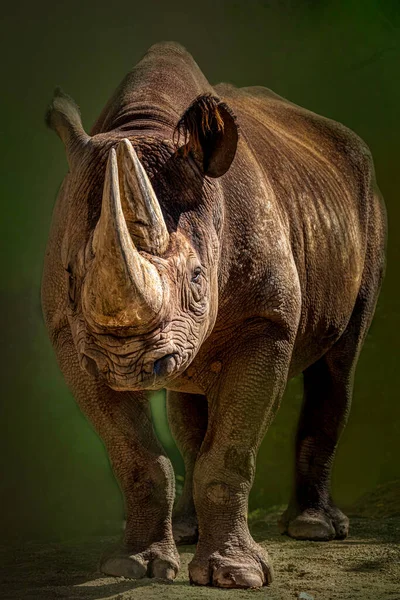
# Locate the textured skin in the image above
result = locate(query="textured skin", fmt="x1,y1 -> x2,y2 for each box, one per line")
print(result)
166,391 -> 207,545
42,42 -> 387,588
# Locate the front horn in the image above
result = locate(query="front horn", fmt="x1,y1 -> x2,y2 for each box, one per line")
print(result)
116,138 -> 170,255
82,146 -> 166,329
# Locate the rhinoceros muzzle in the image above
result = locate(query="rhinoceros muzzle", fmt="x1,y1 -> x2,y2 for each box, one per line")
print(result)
82,138 -> 170,331
79,336 -> 181,391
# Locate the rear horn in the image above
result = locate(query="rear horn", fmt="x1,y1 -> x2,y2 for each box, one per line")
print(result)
116,138 -> 170,255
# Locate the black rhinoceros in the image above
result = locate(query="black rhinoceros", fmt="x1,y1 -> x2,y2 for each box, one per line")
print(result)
42,41 -> 387,588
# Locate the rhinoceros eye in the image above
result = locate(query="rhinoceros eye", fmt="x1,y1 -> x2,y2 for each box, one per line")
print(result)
191,267 -> 201,283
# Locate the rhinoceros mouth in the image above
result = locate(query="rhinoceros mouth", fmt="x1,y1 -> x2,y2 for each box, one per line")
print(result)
101,354 -> 184,391
72,300 -> 198,391
153,353 -> 178,377
77,328 -> 188,391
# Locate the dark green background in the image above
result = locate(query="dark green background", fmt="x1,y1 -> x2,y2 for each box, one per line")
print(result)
1,0 -> 398,541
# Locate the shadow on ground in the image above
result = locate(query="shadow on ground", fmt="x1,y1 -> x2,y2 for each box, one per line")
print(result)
1,482 -> 399,600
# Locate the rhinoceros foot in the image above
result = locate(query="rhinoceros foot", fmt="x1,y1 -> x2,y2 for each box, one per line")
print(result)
189,539 -> 273,588
278,504 -> 349,541
99,542 -> 179,581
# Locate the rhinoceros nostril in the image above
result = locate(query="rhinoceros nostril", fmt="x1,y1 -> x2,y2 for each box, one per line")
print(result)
153,354 -> 177,377
81,354 -> 98,378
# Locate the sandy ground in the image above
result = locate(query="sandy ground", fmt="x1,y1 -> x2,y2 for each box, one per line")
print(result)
1,506 -> 399,600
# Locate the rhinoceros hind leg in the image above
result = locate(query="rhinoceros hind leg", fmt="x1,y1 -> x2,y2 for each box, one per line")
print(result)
283,273 -> 382,542
166,391 -> 207,545
278,504 -> 349,540
171,514 -> 198,545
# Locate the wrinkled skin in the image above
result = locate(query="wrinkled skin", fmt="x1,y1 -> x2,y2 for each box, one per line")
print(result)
41,42 -> 387,588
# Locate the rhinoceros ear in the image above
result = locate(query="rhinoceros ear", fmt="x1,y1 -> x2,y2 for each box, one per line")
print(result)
45,87 -> 90,169
174,94 -> 238,178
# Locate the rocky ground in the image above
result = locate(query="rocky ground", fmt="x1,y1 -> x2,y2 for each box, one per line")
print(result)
1,483 -> 399,600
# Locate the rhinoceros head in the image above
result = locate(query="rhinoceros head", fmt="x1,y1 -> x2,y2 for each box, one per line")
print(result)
46,90 -> 238,391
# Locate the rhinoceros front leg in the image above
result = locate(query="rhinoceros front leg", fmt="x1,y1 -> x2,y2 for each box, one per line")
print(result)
167,391 -> 207,545
189,326 -> 295,588
53,327 -> 179,580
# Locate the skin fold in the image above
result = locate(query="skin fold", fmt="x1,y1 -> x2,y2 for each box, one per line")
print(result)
41,41 -> 387,588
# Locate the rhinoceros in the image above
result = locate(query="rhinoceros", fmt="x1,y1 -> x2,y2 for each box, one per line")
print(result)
42,41 -> 387,588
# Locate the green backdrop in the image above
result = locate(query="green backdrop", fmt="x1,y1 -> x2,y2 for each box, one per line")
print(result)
1,0 -> 399,541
